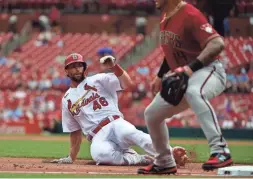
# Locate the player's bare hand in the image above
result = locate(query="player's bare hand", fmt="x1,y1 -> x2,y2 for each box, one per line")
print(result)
151,76 -> 162,95
99,55 -> 116,71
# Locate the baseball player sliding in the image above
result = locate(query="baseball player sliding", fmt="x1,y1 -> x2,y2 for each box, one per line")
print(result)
51,53 -> 188,166
138,0 -> 233,175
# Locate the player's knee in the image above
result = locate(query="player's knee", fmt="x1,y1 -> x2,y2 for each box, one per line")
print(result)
90,142 -> 125,165
92,150 -> 125,165
90,143 -> 107,162
91,149 -> 110,163
90,144 -> 100,162
185,86 -> 211,114
144,106 -> 156,123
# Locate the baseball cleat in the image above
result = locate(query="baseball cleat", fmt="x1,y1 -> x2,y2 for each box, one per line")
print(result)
137,164 -> 177,174
202,153 -> 233,171
138,155 -> 154,166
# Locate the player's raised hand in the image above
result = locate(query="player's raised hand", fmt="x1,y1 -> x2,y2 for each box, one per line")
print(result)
151,76 -> 162,95
99,55 -> 116,71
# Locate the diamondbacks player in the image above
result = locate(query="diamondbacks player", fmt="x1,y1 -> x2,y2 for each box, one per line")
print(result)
138,0 -> 233,174
52,53 -> 188,166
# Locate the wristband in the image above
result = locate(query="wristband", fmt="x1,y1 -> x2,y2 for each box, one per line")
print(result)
188,59 -> 204,72
112,64 -> 124,77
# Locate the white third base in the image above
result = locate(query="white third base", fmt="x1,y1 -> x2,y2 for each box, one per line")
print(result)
217,166 -> 253,176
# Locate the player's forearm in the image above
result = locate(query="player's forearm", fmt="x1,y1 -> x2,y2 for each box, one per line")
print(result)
184,37 -> 225,74
69,129 -> 82,161
118,71 -> 134,89
112,64 -> 134,89
196,37 -> 225,66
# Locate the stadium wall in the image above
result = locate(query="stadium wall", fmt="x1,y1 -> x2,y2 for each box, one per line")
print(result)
136,127 -> 253,140
229,17 -> 253,37
0,14 -> 252,36
0,121 -> 252,140
0,14 -> 158,34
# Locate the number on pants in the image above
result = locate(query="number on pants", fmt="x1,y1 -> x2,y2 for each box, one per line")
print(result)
93,97 -> 109,111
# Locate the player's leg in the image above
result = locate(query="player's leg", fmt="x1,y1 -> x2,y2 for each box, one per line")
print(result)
185,61 -> 232,170
90,140 -> 152,166
112,119 -> 188,168
137,93 -> 188,174
111,118 -> 156,156
186,63 -> 228,153
90,122 -> 152,166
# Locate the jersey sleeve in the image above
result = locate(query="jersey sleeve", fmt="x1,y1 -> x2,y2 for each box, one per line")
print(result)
61,100 -> 81,133
99,73 -> 123,92
190,11 -> 220,49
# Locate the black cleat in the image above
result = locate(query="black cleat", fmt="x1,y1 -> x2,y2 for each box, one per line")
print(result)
137,164 -> 177,174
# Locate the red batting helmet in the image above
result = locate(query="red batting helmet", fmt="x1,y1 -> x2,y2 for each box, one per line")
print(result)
64,53 -> 87,70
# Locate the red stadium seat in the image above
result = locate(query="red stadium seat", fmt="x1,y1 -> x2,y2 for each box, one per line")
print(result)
0,32 -> 143,89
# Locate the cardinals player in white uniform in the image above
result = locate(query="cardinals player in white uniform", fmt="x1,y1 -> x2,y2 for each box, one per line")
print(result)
53,53 -> 188,166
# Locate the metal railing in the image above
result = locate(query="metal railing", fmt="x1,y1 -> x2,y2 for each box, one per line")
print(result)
120,25 -> 160,69
2,22 -> 32,56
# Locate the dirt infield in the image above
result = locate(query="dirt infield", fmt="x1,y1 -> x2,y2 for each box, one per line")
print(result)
0,157 -> 217,176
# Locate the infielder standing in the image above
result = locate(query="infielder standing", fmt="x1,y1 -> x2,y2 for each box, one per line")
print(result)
138,0 -> 233,174
52,53 -> 187,166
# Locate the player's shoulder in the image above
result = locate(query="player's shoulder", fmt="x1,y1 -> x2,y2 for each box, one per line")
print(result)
89,73 -> 106,79
88,72 -> 116,81
184,3 -> 203,17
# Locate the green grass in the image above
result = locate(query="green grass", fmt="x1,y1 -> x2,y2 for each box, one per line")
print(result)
0,173 -> 94,178
0,140 -> 253,164
176,143 -> 253,163
0,140 -> 91,159
0,173 -> 138,178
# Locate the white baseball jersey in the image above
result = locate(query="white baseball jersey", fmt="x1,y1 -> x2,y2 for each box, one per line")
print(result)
62,73 -> 123,135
